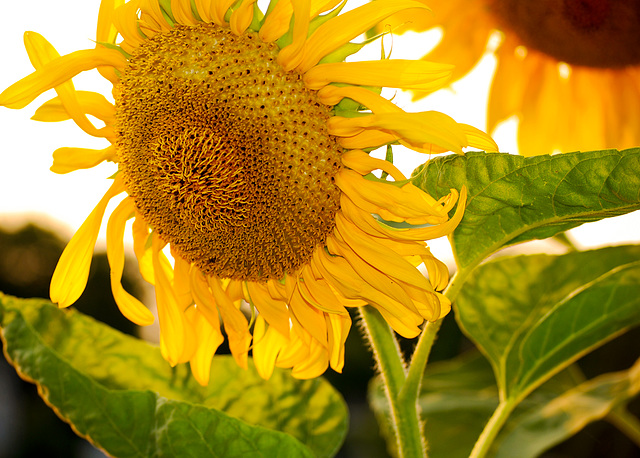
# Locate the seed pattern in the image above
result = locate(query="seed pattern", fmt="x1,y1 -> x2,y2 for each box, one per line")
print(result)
116,24 -> 342,281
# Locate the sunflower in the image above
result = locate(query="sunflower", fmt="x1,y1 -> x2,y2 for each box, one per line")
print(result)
0,0 -> 496,385
380,0 -> 640,157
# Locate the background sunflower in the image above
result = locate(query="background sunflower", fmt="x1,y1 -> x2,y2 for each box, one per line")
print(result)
378,0 -> 640,158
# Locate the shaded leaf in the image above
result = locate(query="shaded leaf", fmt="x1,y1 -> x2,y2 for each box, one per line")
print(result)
0,294 -> 348,457
454,246 -> 640,401
495,357 -> 640,458
412,149 -> 640,269
370,351 -> 640,458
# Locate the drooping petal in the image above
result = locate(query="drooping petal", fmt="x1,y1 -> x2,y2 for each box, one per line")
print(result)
51,146 -> 116,174
50,177 -> 125,307
325,312 -> 350,372
252,316 -> 289,379
185,306 -> 224,385
246,281 -> 291,337
152,234 -> 193,366
328,111 -> 467,154
106,197 -> 155,325
208,276 -> 252,369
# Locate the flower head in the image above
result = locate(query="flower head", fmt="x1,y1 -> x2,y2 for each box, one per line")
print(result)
381,0 -> 640,156
0,0 -> 496,384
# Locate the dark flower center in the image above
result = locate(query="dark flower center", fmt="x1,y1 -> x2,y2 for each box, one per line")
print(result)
490,0 -> 640,67
116,23 -> 342,281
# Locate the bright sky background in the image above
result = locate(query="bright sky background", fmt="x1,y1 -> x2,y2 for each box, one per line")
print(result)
0,0 -> 638,265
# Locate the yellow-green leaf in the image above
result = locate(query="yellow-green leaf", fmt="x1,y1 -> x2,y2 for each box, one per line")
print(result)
0,294 -> 348,457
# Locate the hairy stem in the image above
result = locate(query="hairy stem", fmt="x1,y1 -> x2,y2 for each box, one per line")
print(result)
359,306 -> 426,457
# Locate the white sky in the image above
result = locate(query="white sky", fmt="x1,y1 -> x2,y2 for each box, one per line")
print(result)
0,0 -> 638,263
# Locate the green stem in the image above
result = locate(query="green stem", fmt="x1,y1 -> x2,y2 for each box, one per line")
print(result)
469,398 -> 518,458
359,306 -> 426,457
607,406 -> 640,448
402,264 -> 474,396
400,318 -> 442,406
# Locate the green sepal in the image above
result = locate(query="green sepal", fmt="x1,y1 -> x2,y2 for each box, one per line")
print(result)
158,0 -> 177,26
95,41 -> 131,59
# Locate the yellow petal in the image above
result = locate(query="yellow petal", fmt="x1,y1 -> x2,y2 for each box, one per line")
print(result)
23,32 -> 113,138
299,265 -> 349,315
230,0 -> 257,35
335,215 -> 433,290
152,234 -> 191,366
171,249 -> 194,310
194,0 -> 213,22
313,248 -> 423,337
297,0 -> 430,73
288,287 -> 328,347
186,307 -> 224,385
326,235 -> 419,315
131,215 -> 155,284
50,146 -> 116,174
114,0 -> 147,48
208,276 -> 252,369
0,48 -> 125,110
171,0 -> 197,25
340,149 -> 406,181
32,90 -> 115,124
460,124 -> 499,152
325,312 -> 350,372
139,0 -> 171,30
106,197 -> 156,325
246,281 -> 291,337
50,177 -> 125,307
318,85 -> 402,112
417,1 -> 492,85
259,0 -> 293,42
331,111 -> 468,154
304,60 -> 453,92
189,269 -> 223,330
252,316 -> 289,380
97,0 -> 126,44
212,0 -> 236,25
277,0 -> 311,70
487,35 -> 528,132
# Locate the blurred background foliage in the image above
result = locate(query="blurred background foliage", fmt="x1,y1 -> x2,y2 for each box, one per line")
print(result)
0,221 -> 638,457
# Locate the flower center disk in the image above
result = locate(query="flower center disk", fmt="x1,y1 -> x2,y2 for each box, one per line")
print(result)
116,24 -> 342,281
490,0 -> 640,67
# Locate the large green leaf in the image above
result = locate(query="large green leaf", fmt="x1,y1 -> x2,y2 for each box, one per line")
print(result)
495,357 -> 640,458
455,246 -> 640,401
412,148 -> 640,269
0,294 -> 348,457
369,351 -> 640,458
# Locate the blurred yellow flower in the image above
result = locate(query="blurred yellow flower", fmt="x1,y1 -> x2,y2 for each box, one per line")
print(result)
382,0 -> 640,156
0,0 -> 495,385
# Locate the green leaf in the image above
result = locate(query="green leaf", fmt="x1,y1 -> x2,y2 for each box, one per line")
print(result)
495,357 -> 640,458
0,294 -> 348,457
412,148 -> 640,269
455,246 -> 640,401
370,351 -> 640,458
